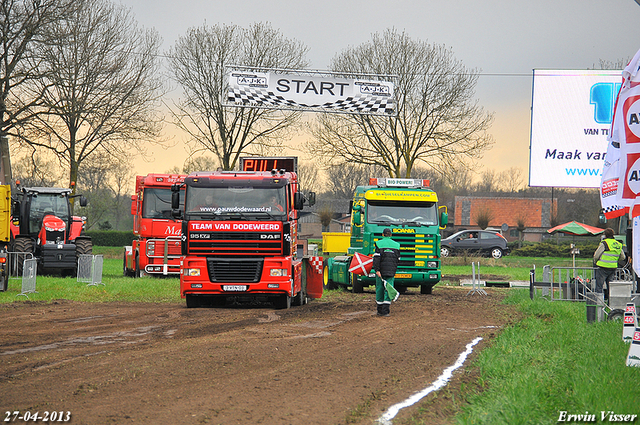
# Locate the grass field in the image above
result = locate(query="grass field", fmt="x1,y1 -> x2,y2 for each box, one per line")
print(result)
1,250 -> 638,424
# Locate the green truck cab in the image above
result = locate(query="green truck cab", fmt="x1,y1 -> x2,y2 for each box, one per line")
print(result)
323,178 -> 448,294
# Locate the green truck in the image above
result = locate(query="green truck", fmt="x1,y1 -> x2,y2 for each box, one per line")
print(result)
323,178 -> 448,294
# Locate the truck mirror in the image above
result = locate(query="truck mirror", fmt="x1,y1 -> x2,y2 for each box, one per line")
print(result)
307,192 -> 316,206
79,196 -> 88,207
11,201 -> 20,220
353,210 -> 362,226
171,190 -> 180,210
352,204 -> 361,212
440,211 -> 448,228
130,195 -> 138,216
294,192 -> 304,210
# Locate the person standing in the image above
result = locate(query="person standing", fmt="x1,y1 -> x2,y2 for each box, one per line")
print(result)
593,227 -> 625,297
372,228 -> 401,317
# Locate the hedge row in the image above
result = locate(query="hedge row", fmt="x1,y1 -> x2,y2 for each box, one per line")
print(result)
86,231 -> 135,247
508,242 -> 599,258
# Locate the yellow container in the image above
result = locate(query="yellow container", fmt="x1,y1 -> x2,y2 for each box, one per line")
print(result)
0,185 -> 9,243
322,232 -> 350,254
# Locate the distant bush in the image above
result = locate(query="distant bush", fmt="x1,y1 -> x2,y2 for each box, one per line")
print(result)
86,231 -> 135,247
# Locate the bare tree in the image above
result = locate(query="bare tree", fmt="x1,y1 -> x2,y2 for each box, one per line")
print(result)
19,0 -> 164,204
297,160 -> 321,194
324,162 -> 384,198
76,151 -> 134,230
167,22 -> 308,170
0,0 -> 76,142
498,167 -> 525,192
11,151 -> 62,187
308,29 -> 493,178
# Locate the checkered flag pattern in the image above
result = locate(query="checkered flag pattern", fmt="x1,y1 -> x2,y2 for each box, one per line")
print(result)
309,256 -> 323,275
228,87 -> 395,115
602,204 -> 625,218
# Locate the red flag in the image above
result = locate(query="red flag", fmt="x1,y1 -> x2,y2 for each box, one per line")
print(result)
349,252 -> 373,276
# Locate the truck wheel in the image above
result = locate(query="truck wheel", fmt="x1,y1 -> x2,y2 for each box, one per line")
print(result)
351,274 -> 364,293
420,285 -> 433,295
323,261 -> 337,290
274,294 -> 291,309
0,268 -> 6,292
122,250 -> 131,277
293,288 -> 307,306
186,295 -> 202,308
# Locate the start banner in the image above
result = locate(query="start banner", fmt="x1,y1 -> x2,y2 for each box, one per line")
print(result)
227,69 -> 395,116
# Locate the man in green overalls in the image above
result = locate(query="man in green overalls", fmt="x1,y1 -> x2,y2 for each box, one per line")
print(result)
593,227 -> 625,296
372,228 -> 401,317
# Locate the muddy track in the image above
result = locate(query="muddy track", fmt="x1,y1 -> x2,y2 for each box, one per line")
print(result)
0,288 -> 514,425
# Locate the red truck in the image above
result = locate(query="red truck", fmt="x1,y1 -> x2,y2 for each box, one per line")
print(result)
171,157 -> 322,308
124,174 -> 185,277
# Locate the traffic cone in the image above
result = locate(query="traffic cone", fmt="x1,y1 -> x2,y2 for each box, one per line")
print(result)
383,279 -> 399,302
626,328 -> 640,367
623,312 -> 636,343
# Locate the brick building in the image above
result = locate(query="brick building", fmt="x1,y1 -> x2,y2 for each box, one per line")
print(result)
453,196 -> 557,242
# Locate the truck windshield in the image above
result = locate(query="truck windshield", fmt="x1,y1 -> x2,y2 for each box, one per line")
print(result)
186,186 -> 286,217
143,188 -> 184,219
367,201 -> 438,226
29,193 -> 70,233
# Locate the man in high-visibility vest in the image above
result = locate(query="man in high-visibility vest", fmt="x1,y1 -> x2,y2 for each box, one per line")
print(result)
593,228 -> 625,295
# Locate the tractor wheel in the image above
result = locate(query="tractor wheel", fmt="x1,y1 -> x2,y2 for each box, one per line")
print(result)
76,238 -> 93,256
14,236 -> 34,276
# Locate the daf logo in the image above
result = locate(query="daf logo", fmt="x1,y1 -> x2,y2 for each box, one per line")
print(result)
260,234 -> 280,240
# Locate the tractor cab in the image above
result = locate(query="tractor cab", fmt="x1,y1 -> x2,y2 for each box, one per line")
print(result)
11,187 -> 91,275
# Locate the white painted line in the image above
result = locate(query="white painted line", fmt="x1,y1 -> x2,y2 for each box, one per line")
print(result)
376,336 -> 483,425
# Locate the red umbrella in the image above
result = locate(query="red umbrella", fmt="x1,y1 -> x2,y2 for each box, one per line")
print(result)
547,221 -> 604,236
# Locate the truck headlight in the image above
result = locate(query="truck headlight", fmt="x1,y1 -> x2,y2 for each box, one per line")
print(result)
427,261 -> 437,268
270,268 -> 287,277
184,268 -> 201,276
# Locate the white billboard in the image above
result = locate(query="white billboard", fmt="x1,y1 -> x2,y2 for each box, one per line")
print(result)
529,69 -> 621,188
226,68 -> 396,116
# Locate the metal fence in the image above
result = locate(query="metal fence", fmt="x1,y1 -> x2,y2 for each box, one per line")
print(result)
77,254 -> 104,286
530,264 -> 637,302
17,258 -> 38,298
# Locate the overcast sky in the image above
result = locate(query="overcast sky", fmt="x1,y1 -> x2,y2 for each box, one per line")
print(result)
119,0 -> 640,182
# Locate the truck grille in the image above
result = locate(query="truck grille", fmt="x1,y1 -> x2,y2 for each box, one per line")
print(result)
207,258 -> 264,283
374,232 -> 438,267
188,232 -> 282,256
149,238 -> 181,257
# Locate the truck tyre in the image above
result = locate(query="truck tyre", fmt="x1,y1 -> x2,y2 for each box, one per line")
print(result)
420,285 -> 433,295
293,286 -> 307,306
323,261 -> 337,290
351,273 -> 364,293
122,249 -> 133,277
186,295 -> 202,308
14,236 -> 34,276
274,294 -> 291,309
